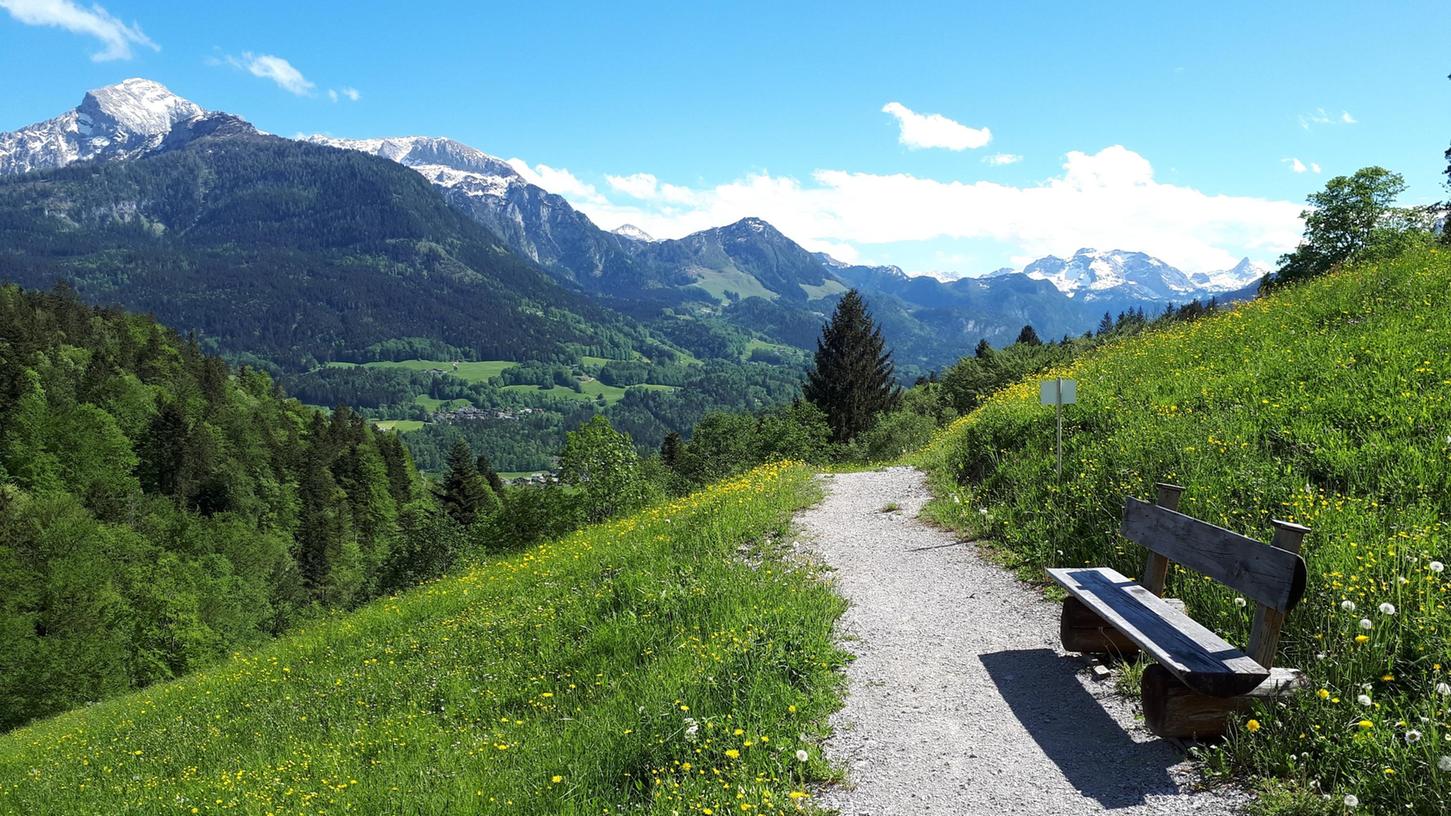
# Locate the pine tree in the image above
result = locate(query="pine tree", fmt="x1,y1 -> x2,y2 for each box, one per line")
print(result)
1015,324 -> 1042,346
475,453 -> 506,495
973,338 -> 992,359
436,439 -> 495,526
803,290 -> 901,443
1097,312 -> 1114,336
659,431 -> 684,470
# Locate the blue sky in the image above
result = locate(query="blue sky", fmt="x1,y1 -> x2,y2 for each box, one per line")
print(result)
2,0 -> 1448,277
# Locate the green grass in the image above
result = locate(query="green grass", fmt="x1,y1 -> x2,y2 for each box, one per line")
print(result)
372,419 -> 425,433
689,268 -> 778,303
0,462 -> 846,815
798,280 -> 847,300
501,380 -> 677,405
411,394 -> 470,411
916,247 -> 1451,814
326,359 -> 518,384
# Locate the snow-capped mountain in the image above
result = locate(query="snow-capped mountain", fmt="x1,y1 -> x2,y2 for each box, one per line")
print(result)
301,135 -> 524,198
612,224 -> 655,242
1190,257 -> 1270,292
1022,249 -> 1198,301
0,78 -> 204,176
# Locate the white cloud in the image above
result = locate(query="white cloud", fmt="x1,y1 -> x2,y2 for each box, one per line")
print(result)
507,158 -> 605,204
881,101 -> 991,151
328,86 -> 361,103
1311,162 -> 1322,173
983,153 -> 1023,166
1282,158 -> 1322,174
222,52 -> 314,96
1299,107 -> 1357,130
557,145 -> 1302,275
604,171 -> 696,204
0,0 -> 156,61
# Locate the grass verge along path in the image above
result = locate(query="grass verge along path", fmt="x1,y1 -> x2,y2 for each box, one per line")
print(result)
0,462 -> 845,816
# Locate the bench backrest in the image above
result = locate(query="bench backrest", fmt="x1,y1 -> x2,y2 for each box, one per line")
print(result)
1121,498 -> 1308,613
1122,483 -> 1310,670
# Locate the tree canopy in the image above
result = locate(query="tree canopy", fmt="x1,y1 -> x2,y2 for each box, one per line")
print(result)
803,291 -> 900,442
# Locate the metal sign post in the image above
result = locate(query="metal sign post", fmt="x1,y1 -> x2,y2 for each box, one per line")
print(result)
1039,377 -> 1076,477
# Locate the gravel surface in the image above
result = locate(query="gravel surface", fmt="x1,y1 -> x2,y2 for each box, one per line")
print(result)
798,467 -> 1246,816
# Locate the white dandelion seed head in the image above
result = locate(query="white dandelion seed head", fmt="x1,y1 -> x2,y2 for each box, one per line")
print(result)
1378,602 -> 1396,615
1341,600 -> 1356,612
1357,694 -> 1373,707
1359,618 -> 1374,630
1430,561 -> 1444,574
1343,793 -> 1359,808
795,749 -> 809,762
1440,755 -> 1451,771
1234,597 -> 1247,608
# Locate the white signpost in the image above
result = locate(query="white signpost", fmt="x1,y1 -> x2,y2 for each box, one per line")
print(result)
1040,377 -> 1076,476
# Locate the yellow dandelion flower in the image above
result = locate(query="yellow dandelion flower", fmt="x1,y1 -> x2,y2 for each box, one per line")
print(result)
1245,719 -> 1261,733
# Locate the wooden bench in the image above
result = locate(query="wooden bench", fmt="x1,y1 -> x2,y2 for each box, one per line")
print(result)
1047,483 -> 1310,738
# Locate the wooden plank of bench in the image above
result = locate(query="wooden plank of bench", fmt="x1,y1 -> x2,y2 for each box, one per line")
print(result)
1048,566 -> 1269,697
1121,498 -> 1308,613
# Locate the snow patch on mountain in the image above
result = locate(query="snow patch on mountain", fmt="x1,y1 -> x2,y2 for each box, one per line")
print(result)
303,135 -> 524,199
612,224 -> 655,242
1190,258 -> 1270,291
0,78 -> 204,176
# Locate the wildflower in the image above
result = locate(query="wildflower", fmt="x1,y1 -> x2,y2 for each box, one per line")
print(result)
1234,597 -> 1247,608
1431,561 -> 1445,574
1245,719 -> 1261,733
724,749 -> 740,759
788,791 -> 808,800
1357,720 -> 1374,730
1341,600 -> 1356,612
1405,730 -> 1422,744
1378,602 -> 1396,615
1359,618 -> 1373,630
1357,694 -> 1372,707
551,775 -> 563,784
1317,689 -> 1330,700
1354,635 -> 1369,644
1435,682 -> 1451,696
1344,793 -> 1359,808
795,749 -> 809,762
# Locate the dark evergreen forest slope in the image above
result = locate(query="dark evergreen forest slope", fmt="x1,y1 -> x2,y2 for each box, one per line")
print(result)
0,124 -> 657,370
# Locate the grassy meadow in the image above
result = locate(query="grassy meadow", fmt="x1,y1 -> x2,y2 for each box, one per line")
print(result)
326,358 -> 520,384
0,462 -> 846,816
917,247 -> 1451,813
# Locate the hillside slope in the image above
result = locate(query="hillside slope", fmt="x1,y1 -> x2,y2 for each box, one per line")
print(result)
0,462 -> 846,815
0,126 -> 652,370
918,247 -> 1451,814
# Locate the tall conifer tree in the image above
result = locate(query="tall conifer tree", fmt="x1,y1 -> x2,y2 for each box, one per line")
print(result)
436,439 -> 495,526
803,290 -> 900,442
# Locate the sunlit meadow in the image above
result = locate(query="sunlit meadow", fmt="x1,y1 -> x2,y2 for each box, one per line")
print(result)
918,247 -> 1451,813
0,462 -> 847,815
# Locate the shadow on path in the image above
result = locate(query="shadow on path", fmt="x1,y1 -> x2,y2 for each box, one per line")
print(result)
979,648 -> 1181,809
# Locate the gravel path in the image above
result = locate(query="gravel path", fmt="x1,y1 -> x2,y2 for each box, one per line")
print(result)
799,467 -> 1246,816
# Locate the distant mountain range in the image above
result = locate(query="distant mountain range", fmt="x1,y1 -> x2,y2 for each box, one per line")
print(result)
0,79 -> 1267,372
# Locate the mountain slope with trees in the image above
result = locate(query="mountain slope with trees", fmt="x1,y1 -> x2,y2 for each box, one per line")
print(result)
0,122 -> 655,371
0,284 -> 435,730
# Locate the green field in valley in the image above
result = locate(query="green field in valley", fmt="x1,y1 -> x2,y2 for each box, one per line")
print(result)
326,358 -> 519,384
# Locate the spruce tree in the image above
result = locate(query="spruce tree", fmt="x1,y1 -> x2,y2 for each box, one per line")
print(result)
1015,324 -> 1042,346
475,453 -> 506,495
803,290 -> 901,443
659,431 -> 683,470
436,438 -> 494,526
973,338 -> 992,359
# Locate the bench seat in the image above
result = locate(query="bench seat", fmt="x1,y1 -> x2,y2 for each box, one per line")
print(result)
1048,566 -> 1269,697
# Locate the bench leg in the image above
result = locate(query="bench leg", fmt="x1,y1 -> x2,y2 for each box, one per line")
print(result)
1060,597 -> 1141,655
1142,664 -> 1306,739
